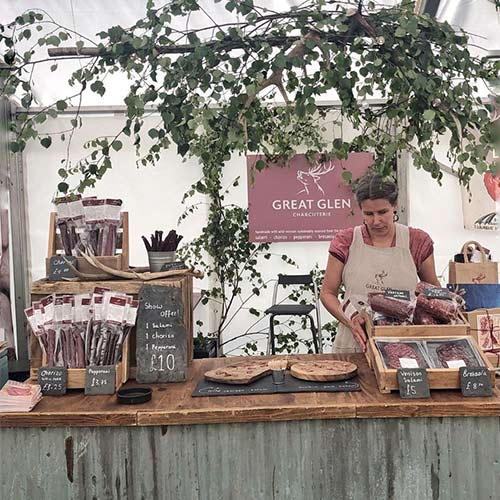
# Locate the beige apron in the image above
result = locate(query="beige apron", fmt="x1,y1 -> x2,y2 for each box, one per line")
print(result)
332,223 -> 418,353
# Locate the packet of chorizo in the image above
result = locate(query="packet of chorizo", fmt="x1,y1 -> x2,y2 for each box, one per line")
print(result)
374,339 -> 430,369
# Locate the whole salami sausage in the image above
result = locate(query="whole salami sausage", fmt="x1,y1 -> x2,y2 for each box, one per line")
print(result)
368,293 -> 414,322
416,294 -> 458,323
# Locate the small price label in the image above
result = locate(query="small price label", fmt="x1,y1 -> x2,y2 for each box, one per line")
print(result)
48,256 -> 77,281
384,289 -> 411,301
85,366 -> 116,395
38,367 -> 67,396
424,288 -> 452,300
460,367 -> 492,397
397,368 -> 430,399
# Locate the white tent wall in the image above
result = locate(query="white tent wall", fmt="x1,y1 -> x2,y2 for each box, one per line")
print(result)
24,109 -> 499,355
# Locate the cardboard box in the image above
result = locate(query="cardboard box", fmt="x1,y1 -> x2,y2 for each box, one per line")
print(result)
466,308 -> 500,351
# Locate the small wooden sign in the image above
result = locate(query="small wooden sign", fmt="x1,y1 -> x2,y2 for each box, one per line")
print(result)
38,367 -> 67,396
160,261 -> 188,272
459,366 -> 493,397
384,289 -> 411,301
48,255 -> 77,281
397,368 -> 430,399
85,366 -> 116,395
136,285 -> 187,383
425,288 -> 452,300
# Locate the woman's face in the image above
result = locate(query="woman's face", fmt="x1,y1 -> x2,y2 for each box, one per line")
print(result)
360,198 -> 396,237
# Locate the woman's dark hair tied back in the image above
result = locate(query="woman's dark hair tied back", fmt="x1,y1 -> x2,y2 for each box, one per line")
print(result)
355,172 -> 398,206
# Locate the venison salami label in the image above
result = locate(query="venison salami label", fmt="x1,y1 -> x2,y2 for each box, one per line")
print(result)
397,368 -> 430,399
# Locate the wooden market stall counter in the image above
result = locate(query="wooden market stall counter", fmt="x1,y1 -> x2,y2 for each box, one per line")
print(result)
1,354 -> 499,427
1,354 -> 499,499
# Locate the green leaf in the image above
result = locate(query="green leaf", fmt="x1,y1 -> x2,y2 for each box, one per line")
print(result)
40,137 -> 52,148
395,27 -> 406,38
148,128 -> 159,139
58,182 -> 69,193
111,140 -> 123,151
56,100 -> 68,111
9,141 -> 21,153
341,170 -> 352,183
58,168 -> 68,179
423,110 -> 435,121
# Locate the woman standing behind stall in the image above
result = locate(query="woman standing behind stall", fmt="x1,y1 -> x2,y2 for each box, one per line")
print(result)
320,173 -> 440,353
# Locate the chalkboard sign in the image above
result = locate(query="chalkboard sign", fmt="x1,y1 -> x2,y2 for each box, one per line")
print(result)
38,367 -> 67,396
48,255 -> 77,281
85,365 -> 116,395
397,368 -> 430,399
160,261 -> 188,272
384,289 -> 411,301
136,285 -> 187,383
460,367 -> 493,397
425,288 -> 452,300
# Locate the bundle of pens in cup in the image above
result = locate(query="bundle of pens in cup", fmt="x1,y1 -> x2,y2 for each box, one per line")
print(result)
25,287 -> 138,368
55,196 -> 122,256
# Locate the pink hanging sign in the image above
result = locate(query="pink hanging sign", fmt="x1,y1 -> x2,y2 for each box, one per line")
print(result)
247,153 -> 372,242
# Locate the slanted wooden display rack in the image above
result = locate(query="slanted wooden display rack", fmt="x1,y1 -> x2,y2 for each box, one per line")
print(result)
363,313 -> 495,393
29,276 -> 194,389
45,211 -> 130,276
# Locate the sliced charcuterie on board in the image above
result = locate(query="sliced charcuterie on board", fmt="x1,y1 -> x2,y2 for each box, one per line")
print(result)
290,360 -> 358,382
204,360 -> 272,385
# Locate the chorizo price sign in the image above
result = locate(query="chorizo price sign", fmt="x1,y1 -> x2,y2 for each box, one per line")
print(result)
136,285 -> 187,383
38,367 -> 67,396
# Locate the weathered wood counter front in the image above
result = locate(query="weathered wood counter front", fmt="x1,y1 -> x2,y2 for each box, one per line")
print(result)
1,355 -> 499,500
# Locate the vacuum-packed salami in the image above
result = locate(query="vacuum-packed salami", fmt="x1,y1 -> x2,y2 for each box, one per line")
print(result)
368,293 -> 415,322
375,340 -> 429,369
416,294 -> 459,323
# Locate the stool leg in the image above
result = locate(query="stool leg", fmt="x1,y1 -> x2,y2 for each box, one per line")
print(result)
269,315 -> 276,355
308,315 -> 319,354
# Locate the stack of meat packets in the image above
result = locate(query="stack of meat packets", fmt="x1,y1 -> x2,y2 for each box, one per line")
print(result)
25,287 -> 138,368
0,381 -> 42,412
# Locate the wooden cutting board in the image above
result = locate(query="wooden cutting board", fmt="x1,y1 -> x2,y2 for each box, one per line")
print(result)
290,360 -> 358,382
204,361 -> 272,385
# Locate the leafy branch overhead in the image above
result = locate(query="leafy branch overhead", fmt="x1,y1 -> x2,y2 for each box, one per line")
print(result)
1,0 -> 499,194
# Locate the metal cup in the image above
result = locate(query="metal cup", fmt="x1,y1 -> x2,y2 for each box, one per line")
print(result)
271,369 -> 285,385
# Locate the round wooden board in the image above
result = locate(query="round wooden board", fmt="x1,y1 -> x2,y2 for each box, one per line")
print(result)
290,360 -> 358,382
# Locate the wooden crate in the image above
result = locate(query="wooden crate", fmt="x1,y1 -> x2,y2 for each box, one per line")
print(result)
30,336 -> 129,390
362,312 -> 469,369
30,276 -> 194,385
45,211 -> 129,276
368,335 -> 496,393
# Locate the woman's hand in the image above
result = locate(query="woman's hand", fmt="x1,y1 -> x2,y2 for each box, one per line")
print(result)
348,314 -> 367,351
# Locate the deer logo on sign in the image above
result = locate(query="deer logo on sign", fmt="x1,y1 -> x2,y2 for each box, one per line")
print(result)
297,160 -> 335,196
472,273 -> 487,284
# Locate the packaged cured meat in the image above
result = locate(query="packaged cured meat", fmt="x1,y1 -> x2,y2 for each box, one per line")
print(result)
368,293 -> 416,323
374,339 -> 431,369
424,338 -> 485,369
416,294 -> 460,324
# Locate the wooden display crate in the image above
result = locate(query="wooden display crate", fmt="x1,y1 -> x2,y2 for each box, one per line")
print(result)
30,276 -> 194,385
45,211 -> 129,276
362,312 -> 469,369
30,336 -> 130,390
368,335 -> 495,393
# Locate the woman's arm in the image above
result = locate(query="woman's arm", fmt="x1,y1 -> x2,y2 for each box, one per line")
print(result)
418,253 -> 441,287
320,254 -> 367,350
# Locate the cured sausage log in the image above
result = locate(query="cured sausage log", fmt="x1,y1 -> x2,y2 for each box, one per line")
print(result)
415,281 -> 464,306
416,294 -> 458,323
413,307 -> 439,325
368,293 -> 414,322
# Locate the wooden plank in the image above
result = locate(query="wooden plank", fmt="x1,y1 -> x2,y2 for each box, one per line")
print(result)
31,277 -> 185,295
121,211 -> 129,270
47,212 -> 56,257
